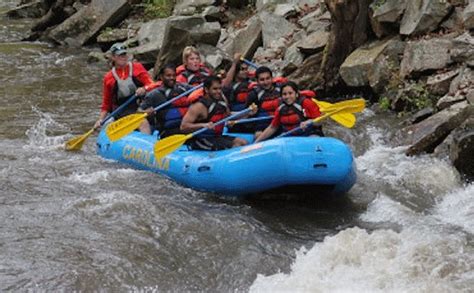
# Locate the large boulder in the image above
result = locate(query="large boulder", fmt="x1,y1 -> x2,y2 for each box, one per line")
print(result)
340,38 -> 404,93
449,117 -> 474,180
400,38 -> 453,78
129,18 -> 167,69
463,0 -> 474,29
48,0 -> 131,47
450,32 -> 474,66
426,69 -> 460,96
400,0 -> 452,36
294,30 -> 329,55
396,101 -> 473,155
173,0 -> 214,16
217,15 -> 262,58
153,16 -> 221,77
287,52 -> 323,88
259,11 -> 297,48
371,0 -> 406,23
6,1 -> 46,18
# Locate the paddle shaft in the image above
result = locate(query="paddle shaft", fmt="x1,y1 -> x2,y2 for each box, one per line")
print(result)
229,115 -> 273,125
278,108 -> 347,138
193,108 -> 253,137
100,94 -> 138,127
151,83 -> 203,113
241,58 -> 258,69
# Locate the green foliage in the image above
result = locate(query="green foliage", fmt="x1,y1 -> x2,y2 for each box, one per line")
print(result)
404,82 -> 434,110
371,0 -> 387,9
143,0 -> 175,19
379,96 -> 391,110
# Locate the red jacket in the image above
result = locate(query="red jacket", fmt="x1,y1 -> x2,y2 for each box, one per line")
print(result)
101,62 -> 155,112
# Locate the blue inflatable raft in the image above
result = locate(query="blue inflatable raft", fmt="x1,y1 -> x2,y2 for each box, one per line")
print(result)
96,130 -> 356,197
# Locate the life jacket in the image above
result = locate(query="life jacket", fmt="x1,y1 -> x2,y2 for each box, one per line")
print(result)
197,96 -> 229,135
277,97 -> 308,133
255,85 -> 281,116
111,62 -> 143,106
176,65 -> 211,86
158,83 -> 191,130
230,80 -> 250,111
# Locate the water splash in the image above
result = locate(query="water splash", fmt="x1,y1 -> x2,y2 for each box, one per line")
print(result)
24,107 -> 68,150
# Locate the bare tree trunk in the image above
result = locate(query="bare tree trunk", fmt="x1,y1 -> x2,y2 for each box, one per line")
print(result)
318,0 -> 370,89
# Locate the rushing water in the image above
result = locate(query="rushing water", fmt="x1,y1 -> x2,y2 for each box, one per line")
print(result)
1,2 -> 473,292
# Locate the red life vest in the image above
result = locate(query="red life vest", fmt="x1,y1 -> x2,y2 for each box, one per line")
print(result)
256,86 -> 281,116
277,97 -> 307,133
230,80 -> 250,111
176,65 -> 211,86
198,97 -> 229,135
158,84 -> 191,129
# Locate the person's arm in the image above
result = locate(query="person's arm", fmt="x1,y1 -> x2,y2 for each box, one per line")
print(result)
300,98 -> 321,129
222,53 -> 242,87
254,125 -> 278,143
180,102 -> 212,133
134,62 -> 155,96
255,110 -> 280,142
95,75 -> 113,128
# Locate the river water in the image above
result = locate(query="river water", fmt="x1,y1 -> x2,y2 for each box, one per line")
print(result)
1,2 -> 473,292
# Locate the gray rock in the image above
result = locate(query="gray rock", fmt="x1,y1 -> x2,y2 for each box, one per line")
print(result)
153,16 -> 221,76
340,38 -> 402,91
295,30 -> 329,55
287,52 -> 323,88
467,89 -> 474,105
49,0 -> 131,47
6,1 -> 45,18
440,7 -> 464,31
463,0 -> 474,29
400,38 -> 453,78
173,0 -> 214,16
449,117 -> 474,179
451,32 -> 474,64
256,0 -> 287,11
411,107 -> 435,124
274,4 -> 299,17
436,94 -> 467,110
284,43 -> 304,67
396,101 -> 473,155
201,6 -> 223,22
426,69 -> 460,96
129,18 -> 167,68
87,51 -> 107,64
400,0 -> 452,36
372,0 -> 406,23
217,15 -> 262,58
96,28 -> 129,44
259,11 -> 296,48
449,67 -> 473,96
196,43 -> 230,69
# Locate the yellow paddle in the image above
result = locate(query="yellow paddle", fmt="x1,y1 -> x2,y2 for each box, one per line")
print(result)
106,83 -> 203,142
278,99 -> 365,137
65,94 -> 139,151
313,99 -> 357,128
154,107 -> 253,159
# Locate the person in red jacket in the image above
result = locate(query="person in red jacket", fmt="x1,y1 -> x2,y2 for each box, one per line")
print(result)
254,81 -> 322,143
180,76 -> 249,151
175,46 -> 212,86
94,43 -> 156,129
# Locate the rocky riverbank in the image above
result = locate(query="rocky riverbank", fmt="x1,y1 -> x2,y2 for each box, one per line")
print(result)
6,0 -> 474,180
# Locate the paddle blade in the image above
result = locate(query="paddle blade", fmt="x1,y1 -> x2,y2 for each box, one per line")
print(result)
313,99 -> 359,128
105,113 -> 147,142
154,133 -> 192,159
65,128 -> 94,151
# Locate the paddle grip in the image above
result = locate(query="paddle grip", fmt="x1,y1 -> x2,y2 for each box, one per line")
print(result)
152,83 -> 204,112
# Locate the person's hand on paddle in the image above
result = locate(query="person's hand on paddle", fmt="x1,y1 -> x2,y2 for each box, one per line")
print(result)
226,120 -> 236,127
94,119 -> 103,130
249,103 -> 258,116
204,122 -> 214,129
300,119 -> 314,130
135,86 -> 147,97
